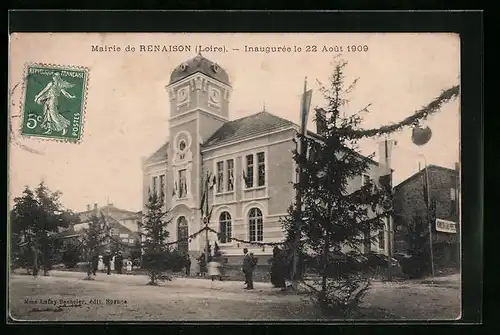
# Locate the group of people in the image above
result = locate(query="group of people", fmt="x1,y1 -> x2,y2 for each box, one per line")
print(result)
196,247 -> 227,281
90,252 -> 133,276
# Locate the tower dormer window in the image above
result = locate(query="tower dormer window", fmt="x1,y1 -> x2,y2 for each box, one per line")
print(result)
179,63 -> 188,71
212,63 -> 219,73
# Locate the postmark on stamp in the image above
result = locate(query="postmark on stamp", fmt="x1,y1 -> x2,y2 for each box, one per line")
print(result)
21,64 -> 89,142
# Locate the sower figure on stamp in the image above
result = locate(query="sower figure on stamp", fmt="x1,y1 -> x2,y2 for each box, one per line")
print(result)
34,72 -> 75,135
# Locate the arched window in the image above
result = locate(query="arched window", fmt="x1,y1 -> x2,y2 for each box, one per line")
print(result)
248,208 -> 263,242
177,216 -> 189,254
219,211 -> 232,244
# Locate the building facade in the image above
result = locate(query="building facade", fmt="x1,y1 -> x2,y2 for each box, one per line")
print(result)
392,164 -> 460,268
142,54 -> 389,261
69,203 -> 141,257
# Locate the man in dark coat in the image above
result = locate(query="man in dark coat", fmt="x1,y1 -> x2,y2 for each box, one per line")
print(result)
103,252 -> 111,275
242,248 -> 255,289
184,254 -> 191,276
271,246 -> 286,289
114,252 -> 123,274
91,253 -> 99,276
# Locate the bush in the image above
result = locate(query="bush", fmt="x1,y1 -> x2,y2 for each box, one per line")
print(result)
164,250 -> 186,273
62,243 -> 81,269
397,251 -> 429,279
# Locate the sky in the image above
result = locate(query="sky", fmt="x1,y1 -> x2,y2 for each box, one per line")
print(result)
9,33 -> 460,212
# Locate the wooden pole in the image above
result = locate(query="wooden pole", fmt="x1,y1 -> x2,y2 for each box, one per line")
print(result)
291,77 -> 307,289
424,164 -> 435,277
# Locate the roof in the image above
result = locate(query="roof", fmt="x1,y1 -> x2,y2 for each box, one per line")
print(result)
394,164 -> 458,190
78,205 -> 141,223
169,54 -> 230,86
202,111 -> 295,148
144,141 -> 169,165
202,110 -> 379,166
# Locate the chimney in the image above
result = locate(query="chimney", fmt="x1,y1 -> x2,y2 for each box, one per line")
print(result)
86,204 -> 91,211
315,109 -> 327,135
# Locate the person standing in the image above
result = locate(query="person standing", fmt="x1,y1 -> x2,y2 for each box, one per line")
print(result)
126,258 -> 132,274
91,253 -> 99,276
103,252 -> 111,275
115,252 -> 123,274
242,248 -> 254,289
185,254 -> 191,276
271,246 -> 286,290
197,252 -> 206,277
207,258 -> 221,281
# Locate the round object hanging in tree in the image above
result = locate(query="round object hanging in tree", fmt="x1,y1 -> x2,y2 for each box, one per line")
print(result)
411,125 -> 432,146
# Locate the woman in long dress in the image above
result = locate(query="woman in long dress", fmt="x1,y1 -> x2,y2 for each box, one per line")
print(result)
207,259 -> 221,281
34,72 -> 76,135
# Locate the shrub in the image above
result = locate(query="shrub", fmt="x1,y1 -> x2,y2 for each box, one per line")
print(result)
62,243 -> 81,269
164,249 -> 186,273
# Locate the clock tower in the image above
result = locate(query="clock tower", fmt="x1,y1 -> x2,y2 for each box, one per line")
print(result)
165,54 -> 232,252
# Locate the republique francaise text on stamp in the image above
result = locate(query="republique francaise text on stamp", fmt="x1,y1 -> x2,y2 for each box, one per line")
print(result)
20,64 -> 89,142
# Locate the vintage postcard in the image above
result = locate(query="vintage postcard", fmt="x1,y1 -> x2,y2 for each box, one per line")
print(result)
8,32 -> 461,322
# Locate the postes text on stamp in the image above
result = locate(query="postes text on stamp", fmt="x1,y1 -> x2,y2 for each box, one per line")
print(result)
21,64 -> 88,142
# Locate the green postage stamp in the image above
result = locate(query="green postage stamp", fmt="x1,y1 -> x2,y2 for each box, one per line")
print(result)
21,64 -> 89,142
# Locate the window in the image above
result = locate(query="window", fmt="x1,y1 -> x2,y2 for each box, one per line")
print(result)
378,230 -> 385,250
110,228 -> 119,236
361,174 -> 371,187
450,174 -> 457,216
245,155 -> 254,188
178,169 -> 187,198
219,211 -> 232,243
159,175 -> 165,199
152,176 -> 157,196
450,187 -> 457,216
248,208 -> 263,242
177,216 -> 189,254
216,161 -> 224,193
227,159 -> 234,191
119,233 -> 129,238
257,152 -> 265,186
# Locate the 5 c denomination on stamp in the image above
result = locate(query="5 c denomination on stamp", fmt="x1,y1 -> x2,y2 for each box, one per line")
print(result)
21,64 -> 89,142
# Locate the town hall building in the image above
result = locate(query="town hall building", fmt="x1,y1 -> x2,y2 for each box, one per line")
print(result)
141,54 -> 388,262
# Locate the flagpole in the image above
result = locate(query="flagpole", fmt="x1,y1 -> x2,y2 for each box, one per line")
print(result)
423,160 -> 435,277
291,77 -> 307,289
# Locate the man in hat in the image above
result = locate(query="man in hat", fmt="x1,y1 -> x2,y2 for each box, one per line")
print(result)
242,248 -> 254,290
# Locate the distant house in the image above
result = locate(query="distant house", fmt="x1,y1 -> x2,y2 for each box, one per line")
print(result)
392,164 -> 460,268
65,203 -> 141,257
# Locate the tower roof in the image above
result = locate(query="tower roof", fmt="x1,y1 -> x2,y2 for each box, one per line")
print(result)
169,54 -> 230,86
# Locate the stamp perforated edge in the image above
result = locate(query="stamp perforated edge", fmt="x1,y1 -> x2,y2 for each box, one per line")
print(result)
18,62 -> 90,144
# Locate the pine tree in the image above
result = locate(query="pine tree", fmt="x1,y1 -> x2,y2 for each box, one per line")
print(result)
81,213 -> 108,280
139,191 -> 172,285
283,59 -> 388,316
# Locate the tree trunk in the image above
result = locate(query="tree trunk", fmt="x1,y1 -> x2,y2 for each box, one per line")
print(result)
32,245 -> 38,277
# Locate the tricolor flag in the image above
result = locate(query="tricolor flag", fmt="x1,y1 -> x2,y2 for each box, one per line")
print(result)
200,172 -> 216,218
300,78 -> 313,136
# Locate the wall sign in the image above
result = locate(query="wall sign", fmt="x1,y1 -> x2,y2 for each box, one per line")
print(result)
435,219 -> 457,233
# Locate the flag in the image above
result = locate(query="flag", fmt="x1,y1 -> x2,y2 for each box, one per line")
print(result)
200,172 -> 211,217
243,169 -> 251,188
300,78 -> 313,136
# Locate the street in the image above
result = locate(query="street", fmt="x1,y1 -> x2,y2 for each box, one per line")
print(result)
9,270 -> 460,321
